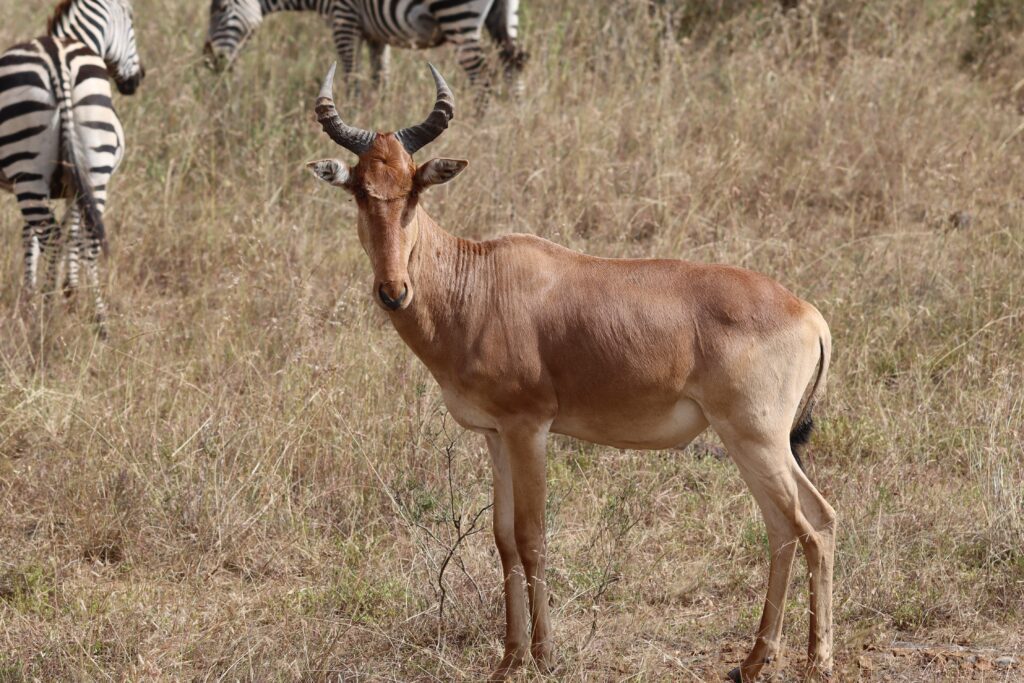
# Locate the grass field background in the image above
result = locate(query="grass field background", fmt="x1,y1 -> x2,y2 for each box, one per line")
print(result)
1,0 -> 1022,679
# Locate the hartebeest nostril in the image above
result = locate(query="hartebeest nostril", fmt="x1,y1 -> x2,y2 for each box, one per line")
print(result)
378,283 -> 408,311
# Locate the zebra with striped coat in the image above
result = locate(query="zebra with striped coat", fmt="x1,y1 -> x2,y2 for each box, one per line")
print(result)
205,0 -> 525,95
0,0 -> 144,333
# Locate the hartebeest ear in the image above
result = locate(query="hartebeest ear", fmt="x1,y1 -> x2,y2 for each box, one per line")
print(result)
415,158 -> 468,189
306,159 -> 351,188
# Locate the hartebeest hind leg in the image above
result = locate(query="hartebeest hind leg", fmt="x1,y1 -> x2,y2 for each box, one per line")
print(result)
718,432 -> 836,682
795,465 -> 835,678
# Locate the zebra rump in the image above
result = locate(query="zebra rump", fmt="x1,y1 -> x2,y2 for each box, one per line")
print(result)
0,38 -> 106,249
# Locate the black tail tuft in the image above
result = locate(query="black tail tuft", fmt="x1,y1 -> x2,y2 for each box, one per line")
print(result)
789,413 -> 814,472
76,188 -> 107,255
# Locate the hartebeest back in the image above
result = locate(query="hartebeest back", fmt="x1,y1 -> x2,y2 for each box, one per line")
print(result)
308,63 -> 836,682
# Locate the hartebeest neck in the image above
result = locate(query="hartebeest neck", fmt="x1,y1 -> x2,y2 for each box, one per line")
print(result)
385,206 -> 491,369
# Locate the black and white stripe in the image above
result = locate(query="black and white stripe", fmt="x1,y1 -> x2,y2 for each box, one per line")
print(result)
206,0 -> 525,94
0,0 -> 144,333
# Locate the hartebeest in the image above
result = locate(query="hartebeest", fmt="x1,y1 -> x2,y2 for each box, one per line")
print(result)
307,63 -> 836,682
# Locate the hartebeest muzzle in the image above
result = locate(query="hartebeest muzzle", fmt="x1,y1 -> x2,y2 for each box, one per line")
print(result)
378,281 -> 409,310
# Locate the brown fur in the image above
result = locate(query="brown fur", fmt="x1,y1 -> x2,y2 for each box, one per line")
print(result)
353,136 -> 416,200
311,129 -> 837,682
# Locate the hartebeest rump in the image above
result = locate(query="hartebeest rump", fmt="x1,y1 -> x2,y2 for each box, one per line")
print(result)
307,63 -> 836,682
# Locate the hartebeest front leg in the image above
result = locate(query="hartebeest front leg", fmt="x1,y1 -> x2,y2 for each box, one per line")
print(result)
502,423 -> 555,673
485,432 -> 530,680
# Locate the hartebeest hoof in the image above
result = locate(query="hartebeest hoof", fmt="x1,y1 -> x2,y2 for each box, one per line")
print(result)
727,664 -> 764,682
532,645 -> 559,675
487,651 -> 526,682
803,664 -> 834,681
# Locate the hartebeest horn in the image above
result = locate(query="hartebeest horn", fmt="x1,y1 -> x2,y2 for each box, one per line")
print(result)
394,64 -> 455,155
315,62 -> 375,155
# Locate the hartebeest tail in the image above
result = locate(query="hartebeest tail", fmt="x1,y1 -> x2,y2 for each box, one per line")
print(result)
789,336 -> 830,471
307,63 -> 837,683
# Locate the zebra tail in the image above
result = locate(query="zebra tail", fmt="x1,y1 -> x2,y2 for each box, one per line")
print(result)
46,40 -> 106,254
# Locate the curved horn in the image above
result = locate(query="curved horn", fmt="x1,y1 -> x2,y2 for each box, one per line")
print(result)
315,62 -> 375,155
394,63 -> 455,155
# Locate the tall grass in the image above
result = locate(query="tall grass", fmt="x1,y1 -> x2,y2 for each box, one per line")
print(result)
1,0 -> 1022,679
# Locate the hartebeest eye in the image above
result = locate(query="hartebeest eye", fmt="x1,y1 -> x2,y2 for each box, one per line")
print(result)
307,159 -> 350,188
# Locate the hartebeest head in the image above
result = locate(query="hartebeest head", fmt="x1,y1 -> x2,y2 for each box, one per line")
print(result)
308,63 -> 467,312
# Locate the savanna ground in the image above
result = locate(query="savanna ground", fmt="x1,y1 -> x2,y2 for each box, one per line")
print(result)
2,0 -> 1023,680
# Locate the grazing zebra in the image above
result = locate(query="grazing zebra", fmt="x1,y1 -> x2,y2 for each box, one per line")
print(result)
205,0 -> 526,95
0,0 -> 144,334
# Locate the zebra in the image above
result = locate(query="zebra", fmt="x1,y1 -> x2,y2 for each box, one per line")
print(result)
204,0 -> 526,96
0,0 -> 144,334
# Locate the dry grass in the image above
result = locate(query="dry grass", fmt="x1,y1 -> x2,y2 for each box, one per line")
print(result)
1,0 -> 1023,680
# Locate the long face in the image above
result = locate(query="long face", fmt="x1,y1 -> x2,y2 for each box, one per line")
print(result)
204,0 -> 263,72
307,62 -> 466,311
309,135 -> 467,312
107,0 -> 145,95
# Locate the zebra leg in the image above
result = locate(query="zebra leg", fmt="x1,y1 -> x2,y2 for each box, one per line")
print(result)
15,185 -> 61,301
21,223 -> 39,296
82,228 -> 107,338
37,212 -> 63,303
367,41 -> 390,89
25,205 -> 63,332
449,35 -> 492,112
331,12 -> 363,96
79,189 -> 110,337
484,0 -> 527,98
62,204 -> 81,299
498,42 -> 527,99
